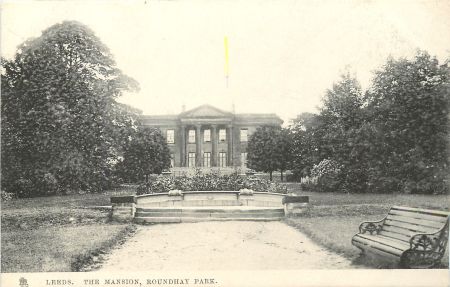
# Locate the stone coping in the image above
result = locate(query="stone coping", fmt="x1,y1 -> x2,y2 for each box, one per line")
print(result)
137,206 -> 283,210
110,195 -> 135,203
282,195 -> 309,204
135,191 -> 286,198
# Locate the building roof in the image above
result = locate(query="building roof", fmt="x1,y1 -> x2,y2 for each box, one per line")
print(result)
140,104 -> 283,126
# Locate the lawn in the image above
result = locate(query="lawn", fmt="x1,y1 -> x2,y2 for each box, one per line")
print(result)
1,187 -> 137,272
284,183 -> 450,268
1,224 -> 134,272
2,183 -> 449,271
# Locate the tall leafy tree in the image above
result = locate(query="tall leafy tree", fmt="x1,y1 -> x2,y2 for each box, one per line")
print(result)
1,21 -> 139,196
247,126 -> 292,181
289,112 -> 326,178
290,74 -> 368,192
320,73 -> 368,192
118,127 -> 171,183
366,51 -> 449,194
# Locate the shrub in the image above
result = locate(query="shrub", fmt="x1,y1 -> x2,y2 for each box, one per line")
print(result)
11,178 -> 34,198
135,171 -> 288,195
1,190 -> 14,202
310,159 -> 342,192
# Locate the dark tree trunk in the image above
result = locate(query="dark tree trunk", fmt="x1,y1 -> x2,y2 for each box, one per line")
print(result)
281,170 -> 284,182
270,171 -> 273,181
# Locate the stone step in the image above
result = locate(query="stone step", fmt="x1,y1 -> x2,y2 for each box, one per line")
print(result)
135,211 -> 284,218
135,207 -> 284,213
134,216 -> 283,224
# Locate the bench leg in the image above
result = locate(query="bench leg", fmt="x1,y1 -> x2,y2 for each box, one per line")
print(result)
400,250 -> 441,269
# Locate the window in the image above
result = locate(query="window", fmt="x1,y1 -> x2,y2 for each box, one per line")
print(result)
203,152 -> 211,167
219,152 -> 227,167
170,154 -> 175,168
219,129 -> 226,142
188,130 -> 196,143
241,152 -> 248,168
240,129 -> 248,142
166,130 -> 175,144
188,152 -> 196,167
204,129 -> 211,142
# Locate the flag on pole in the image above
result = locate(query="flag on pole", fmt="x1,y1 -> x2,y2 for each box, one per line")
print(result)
224,36 -> 229,88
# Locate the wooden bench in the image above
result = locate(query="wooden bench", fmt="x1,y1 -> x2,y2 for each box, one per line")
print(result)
352,206 -> 449,268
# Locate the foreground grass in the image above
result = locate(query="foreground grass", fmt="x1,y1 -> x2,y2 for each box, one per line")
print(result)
1,224 -> 135,272
285,183 -> 450,211
1,187 -> 137,272
283,188 -> 450,268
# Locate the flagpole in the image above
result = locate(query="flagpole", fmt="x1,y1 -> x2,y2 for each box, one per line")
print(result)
224,36 -> 234,112
224,36 -> 229,89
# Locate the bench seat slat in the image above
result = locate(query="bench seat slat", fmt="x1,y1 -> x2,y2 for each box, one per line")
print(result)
389,209 -> 449,223
386,214 -> 445,229
353,240 -> 401,260
352,234 -> 408,256
354,234 -> 409,250
391,206 -> 450,217
384,219 -> 438,234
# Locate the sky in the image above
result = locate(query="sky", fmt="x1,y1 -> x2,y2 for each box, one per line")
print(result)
2,0 -> 450,124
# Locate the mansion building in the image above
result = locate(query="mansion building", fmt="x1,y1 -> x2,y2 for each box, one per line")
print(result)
141,105 -> 283,169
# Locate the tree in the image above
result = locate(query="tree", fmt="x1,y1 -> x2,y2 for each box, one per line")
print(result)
1,21 -> 139,196
319,73 -> 369,192
118,127 -> 171,183
289,112 -> 328,179
290,74 -> 367,192
247,126 -> 292,181
365,51 -> 449,194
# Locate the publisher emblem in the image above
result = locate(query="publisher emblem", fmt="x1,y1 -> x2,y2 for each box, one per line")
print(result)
19,277 -> 29,287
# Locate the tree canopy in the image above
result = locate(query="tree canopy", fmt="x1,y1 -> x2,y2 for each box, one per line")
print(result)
290,51 -> 449,194
117,127 -> 171,183
247,126 -> 292,181
1,21 -> 139,196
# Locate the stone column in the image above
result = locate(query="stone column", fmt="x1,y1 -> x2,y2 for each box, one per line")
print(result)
180,125 -> 186,167
111,196 -> 135,222
196,125 -> 202,167
227,125 -> 233,167
211,125 -> 218,167
283,195 -> 310,217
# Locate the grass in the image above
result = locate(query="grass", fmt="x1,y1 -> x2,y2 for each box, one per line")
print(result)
285,185 -> 450,211
1,187 -> 137,272
1,224 -> 135,272
2,183 -> 449,271
284,183 -> 450,268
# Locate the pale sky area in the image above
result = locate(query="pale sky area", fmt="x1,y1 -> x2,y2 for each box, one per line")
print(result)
2,0 -> 450,124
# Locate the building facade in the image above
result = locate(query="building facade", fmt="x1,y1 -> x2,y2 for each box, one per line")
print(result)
141,105 -> 283,170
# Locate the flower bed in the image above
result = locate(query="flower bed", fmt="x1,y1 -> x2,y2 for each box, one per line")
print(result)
136,172 -> 287,195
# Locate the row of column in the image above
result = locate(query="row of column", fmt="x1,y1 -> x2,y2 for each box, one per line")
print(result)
179,124 -> 233,167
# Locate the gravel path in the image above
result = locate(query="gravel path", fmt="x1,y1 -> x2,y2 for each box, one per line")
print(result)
99,221 -> 354,270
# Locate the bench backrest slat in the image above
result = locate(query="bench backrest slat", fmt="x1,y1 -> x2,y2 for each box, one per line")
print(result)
386,214 -> 445,229
384,219 -> 440,234
390,206 -> 449,217
380,206 -> 449,243
388,209 -> 449,223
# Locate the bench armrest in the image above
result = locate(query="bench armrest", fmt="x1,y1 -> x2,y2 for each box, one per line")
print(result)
409,221 -> 449,252
399,220 -> 448,268
358,216 -> 387,235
